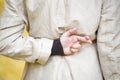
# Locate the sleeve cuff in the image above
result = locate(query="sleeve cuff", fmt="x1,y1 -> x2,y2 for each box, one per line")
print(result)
36,38 -> 53,64
51,38 -> 64,56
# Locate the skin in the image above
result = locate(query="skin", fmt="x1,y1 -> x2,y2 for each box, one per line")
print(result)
60,28 -> 92,55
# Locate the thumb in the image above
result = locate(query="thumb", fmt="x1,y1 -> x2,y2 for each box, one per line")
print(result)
62,28 -> 77,37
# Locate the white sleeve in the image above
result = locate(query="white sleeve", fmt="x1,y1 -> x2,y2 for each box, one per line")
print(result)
97,0 -> 120,79
0,0 -> 53,64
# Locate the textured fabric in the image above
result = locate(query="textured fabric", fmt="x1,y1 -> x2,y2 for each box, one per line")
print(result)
51,38 -> 64,56
0,0 -> 120,80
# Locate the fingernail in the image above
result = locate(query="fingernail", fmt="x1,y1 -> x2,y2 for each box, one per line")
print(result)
89,40 -> 92,44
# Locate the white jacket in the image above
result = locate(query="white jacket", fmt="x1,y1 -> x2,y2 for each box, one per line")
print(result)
0,0 -> 120,80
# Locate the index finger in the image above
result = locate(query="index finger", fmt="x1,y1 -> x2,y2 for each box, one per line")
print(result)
77,36 -> 92,44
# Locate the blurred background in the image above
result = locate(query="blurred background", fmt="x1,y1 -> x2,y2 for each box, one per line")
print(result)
0,0 -> 27,80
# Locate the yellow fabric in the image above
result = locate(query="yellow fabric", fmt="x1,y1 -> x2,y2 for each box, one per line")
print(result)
0,0 -> 25,80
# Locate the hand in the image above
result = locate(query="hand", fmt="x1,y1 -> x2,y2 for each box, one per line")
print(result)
60,28 -> 92,55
